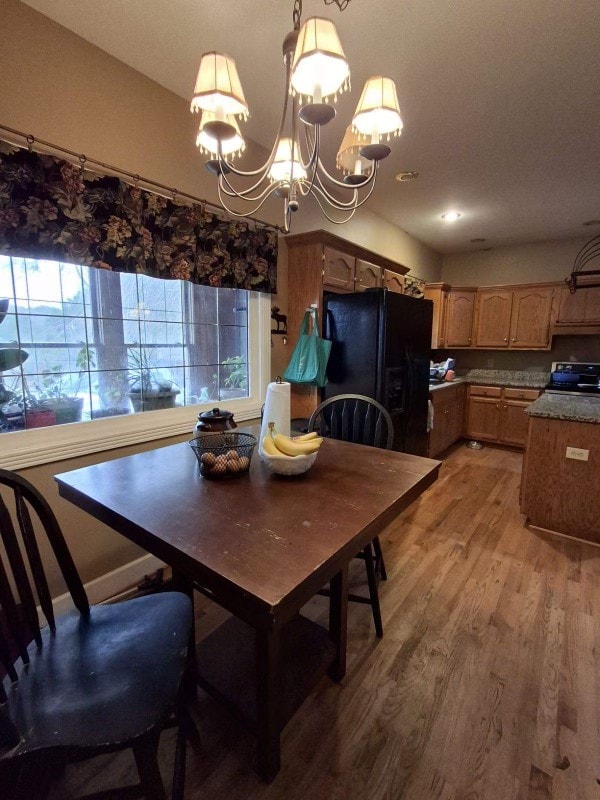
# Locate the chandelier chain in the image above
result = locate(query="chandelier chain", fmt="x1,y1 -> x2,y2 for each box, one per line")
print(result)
292,0 -> 302,30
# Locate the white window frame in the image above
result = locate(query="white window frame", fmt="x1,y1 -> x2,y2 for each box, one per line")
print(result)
0,292 -> 271,471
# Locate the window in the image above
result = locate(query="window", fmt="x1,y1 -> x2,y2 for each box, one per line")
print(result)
0,256 -> 270,468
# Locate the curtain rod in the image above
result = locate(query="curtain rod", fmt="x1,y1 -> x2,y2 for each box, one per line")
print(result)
0,123 -> 282,234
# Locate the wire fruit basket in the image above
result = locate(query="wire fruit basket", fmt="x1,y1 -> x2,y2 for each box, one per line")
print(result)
189,432 -> 257,479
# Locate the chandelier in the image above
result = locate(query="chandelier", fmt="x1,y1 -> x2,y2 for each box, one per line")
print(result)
191,0 -> 403,232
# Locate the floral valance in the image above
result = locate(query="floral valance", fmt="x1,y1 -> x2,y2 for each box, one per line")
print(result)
0,140 -> 277,293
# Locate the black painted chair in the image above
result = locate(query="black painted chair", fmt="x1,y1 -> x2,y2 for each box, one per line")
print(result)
308,394 -> 394,638
0,468 -> 194,800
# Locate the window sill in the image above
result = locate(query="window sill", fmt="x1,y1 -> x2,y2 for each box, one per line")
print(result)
0,398 -> 264,471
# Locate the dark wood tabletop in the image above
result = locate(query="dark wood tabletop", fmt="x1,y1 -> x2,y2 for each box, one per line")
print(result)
55,426 -> 440,623
55,426 -> 440,781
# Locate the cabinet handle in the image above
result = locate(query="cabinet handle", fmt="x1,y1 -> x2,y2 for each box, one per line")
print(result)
504,337 -> 508,342
468,338 -> 472,343
511,337 -> 516,342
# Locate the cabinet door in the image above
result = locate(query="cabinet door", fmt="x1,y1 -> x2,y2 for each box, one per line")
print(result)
557,286 -> 586,323
424,285 -> 449,348
448,385 -> 466,442
474,290 -> 513,347
428,402 -> 448,457
356,259 -> 382,292
445,290 -> 475,347
584,288 -> 600,322
323,247 -> 355,292
500,399 -> 531,446
466,395 -> 501,440
383,269 -> 405,294
509,287 -> 553,348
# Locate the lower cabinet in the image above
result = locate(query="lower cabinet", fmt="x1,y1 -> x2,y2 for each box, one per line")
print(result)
465,385 -> 540,447
428,384 -> 466,457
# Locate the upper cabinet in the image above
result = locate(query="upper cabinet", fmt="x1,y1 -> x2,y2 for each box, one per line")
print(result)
554,286 -> 600,328
474,290 -> 513,348
323,247 -> 355,292
356,259 -> 383,292
322,249 -> 394,294
423,283 -> 449,348
475,286 -> 553,350
508,286 -> 553,348
427,281 -> 558,350
445,289 -> 476,347
383,269 -> 405,294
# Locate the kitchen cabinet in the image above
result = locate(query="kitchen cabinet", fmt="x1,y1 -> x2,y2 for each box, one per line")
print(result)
428,383 -> 466,457
509,287 -> 553,348
554,286 -> 600,328
356,259 -> 383,292
474,290 -> 513,348
474,286 -> 553,350
323,246 -> 355,292
521,415 -> 600,544
383,269 -> 405,294
285,230 -> 409,418
444,289 -> 476,347
323,249 -> 388,293
423,283 -> 450,349
465,385 -> 540,447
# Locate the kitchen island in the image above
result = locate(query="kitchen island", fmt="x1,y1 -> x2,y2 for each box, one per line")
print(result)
520,393 -> 600,544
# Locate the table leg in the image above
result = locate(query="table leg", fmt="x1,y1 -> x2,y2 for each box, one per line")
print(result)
328,565 -> 348,682
255,625 -> 281,783
172,570 -> 197,701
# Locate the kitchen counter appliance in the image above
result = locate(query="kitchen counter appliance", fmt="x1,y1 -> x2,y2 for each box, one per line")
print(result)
322,288 -> 433,456
545,362 -> 600,396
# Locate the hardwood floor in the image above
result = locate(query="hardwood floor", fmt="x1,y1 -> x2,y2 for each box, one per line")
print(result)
53,445 -> 600,800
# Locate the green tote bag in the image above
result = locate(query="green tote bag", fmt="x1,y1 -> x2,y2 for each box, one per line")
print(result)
283,309 -> 332,387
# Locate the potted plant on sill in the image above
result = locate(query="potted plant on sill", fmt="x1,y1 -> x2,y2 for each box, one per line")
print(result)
0,298 -> 39,431
219,356 -> 248,401
35,346 -> 94,426
127,347 -> 180,413
92,371 -> 131,419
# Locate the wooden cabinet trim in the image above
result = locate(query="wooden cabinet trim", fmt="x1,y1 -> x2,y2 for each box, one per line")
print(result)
469,385 -> 502,398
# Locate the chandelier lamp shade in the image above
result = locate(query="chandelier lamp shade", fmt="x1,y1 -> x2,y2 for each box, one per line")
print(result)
190,0 -> 404,232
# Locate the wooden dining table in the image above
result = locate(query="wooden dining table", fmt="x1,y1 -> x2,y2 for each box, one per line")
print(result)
55,425 -> 440,782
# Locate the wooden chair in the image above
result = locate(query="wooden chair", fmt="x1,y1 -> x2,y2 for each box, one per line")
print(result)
0,468 -> 194,800
308,394 -> 394,638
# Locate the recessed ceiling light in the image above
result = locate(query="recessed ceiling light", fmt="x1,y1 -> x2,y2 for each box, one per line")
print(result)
441,211 -> 461,222
395,171 -> 419,182
470,237 -> 486,243
583,219 -> 600,226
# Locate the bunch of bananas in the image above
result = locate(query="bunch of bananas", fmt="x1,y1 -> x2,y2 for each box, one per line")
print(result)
262,423 -> 323,458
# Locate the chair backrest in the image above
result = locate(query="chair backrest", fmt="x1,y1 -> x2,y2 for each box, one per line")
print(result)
0,469 -> 88,706
308,394 -> 394,450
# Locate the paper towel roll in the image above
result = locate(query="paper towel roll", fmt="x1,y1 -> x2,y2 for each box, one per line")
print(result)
259,381 -> 291,456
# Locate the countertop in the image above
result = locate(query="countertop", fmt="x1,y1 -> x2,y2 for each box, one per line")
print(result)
429,369 -> 549,393
526,393 -> 600,425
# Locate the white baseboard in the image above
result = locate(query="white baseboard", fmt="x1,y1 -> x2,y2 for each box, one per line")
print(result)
49,553 -> 165,619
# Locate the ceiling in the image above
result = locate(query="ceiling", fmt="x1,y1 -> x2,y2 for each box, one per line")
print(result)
21,0 -> 600,253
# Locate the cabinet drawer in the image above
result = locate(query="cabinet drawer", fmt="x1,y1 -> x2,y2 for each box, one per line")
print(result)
503,388 -> 540,401
469,385 -> 502,398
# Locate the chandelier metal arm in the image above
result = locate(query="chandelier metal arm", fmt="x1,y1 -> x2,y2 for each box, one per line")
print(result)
309,184 -> 358,224
311,161 -> 378,210
217,173 -> 281,203
315,152 -> 374,192
299,121 -> 321,173
217,178 -> 282,218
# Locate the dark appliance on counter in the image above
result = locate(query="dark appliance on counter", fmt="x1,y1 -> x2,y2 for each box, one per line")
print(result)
323,288 -> 433,456
546,362 -> 600,396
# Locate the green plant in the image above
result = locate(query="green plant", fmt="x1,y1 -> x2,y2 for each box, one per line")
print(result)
221,356 -> 248,391
127,346 -> 174,395
0,297 -> 29,407
37,345 -> 95,401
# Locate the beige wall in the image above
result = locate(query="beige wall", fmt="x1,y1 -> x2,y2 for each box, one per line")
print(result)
1,0 -> 439,597
441,235 -> 591,286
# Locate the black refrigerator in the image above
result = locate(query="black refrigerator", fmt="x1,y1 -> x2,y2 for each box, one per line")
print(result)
323,288 -> 433,456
